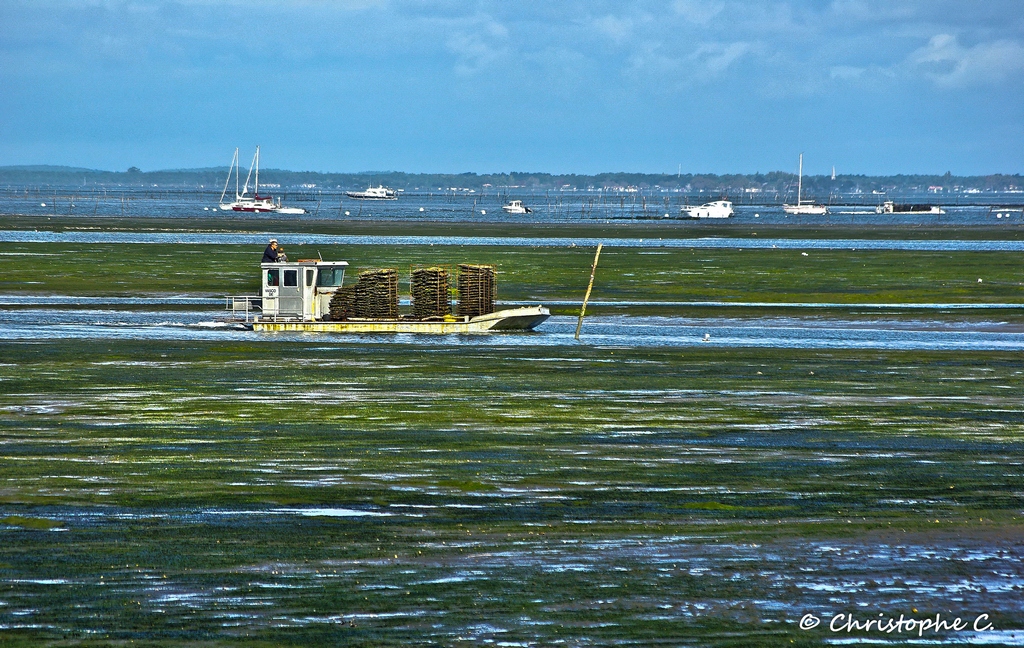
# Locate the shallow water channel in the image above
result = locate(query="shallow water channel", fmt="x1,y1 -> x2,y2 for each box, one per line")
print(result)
4,228 -> 1024,251
3,306 -> 1024,351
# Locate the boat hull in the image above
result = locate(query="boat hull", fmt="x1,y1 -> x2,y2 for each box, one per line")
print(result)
682,200 -> 733,219
251,306 -> 550,334
219,203 -> 306,214
783,204 -> 828,215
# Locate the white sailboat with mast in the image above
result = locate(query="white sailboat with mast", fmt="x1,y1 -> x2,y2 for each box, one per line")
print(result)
783,153 -> 828,215
219,146 -> 305,214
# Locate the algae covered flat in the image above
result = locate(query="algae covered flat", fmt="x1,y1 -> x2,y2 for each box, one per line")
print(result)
0,217 -> 1022,645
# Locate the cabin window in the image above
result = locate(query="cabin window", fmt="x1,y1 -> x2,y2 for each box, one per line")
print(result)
305,269 -> 315,287
284,270 -> 298,287
266,269 -> 279,286
317,268 -> 345,287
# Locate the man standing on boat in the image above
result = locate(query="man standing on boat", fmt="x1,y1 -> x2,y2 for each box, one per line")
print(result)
262,239 -> 285,263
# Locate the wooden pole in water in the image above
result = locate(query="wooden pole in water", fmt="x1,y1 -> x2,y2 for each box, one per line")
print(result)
574,243 -> 603,340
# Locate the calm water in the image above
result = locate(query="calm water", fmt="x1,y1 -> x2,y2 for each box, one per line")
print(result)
3,308 -> 1023,351
4,229 -> 1024,251
3,187 -> 1024,225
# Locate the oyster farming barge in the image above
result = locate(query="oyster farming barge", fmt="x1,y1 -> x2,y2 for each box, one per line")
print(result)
226,258 -> 550,333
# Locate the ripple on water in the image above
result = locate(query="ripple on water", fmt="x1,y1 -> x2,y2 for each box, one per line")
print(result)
6,309 -> 1024,350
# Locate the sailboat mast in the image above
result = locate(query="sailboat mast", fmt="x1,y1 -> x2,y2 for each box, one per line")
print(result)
255,146 -> 260,197
797,153 -> 803,205
220,148 -> 238,204
241,148 -> 256,198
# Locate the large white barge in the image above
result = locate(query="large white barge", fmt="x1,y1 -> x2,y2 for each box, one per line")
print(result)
226,259 -> 549,333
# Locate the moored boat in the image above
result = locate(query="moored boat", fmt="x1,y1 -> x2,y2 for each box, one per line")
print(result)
782,153 -> 828,215
219,147 -> 306,214
875,201 -> 945,214
346,185 -> 398,200
502,200 -> 532,214
683,200 -> 733,219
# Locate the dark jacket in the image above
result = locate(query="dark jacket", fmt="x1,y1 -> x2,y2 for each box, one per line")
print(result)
262,245 -> 280,263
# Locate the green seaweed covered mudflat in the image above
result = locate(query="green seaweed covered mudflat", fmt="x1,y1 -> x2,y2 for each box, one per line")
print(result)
1,216 -> 1023,646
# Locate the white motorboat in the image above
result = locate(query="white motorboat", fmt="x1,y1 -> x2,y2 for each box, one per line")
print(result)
782,153 -> 828,215
219,147 -> 306,214
683,200 -> 733,219
345,185 -> 398,200
875,201 -> 945,215
502,200 -> 532,214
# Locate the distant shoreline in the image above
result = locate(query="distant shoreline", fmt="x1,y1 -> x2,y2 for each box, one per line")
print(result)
0,166 -> 1021,195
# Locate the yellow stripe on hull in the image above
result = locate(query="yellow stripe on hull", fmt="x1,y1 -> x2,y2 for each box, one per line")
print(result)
251,306 -> 549,334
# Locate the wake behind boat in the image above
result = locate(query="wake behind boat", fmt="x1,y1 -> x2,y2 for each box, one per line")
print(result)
219,147 -> 305,214
346,185 -> 398,200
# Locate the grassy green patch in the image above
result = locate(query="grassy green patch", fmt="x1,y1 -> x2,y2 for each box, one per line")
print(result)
1,515 -> 63,530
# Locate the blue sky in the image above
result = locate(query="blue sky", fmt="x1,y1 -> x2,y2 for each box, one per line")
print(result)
1,0 -> 1021,175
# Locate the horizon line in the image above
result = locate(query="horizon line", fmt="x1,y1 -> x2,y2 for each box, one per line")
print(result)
1,165 -> 1021,179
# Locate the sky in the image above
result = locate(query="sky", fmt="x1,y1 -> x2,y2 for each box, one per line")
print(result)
0,0 -> 1022,175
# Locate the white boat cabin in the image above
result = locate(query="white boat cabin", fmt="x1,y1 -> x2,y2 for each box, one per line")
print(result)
228,260 -> 348,322
502,200 -> 532,214
684,200 -> 733,219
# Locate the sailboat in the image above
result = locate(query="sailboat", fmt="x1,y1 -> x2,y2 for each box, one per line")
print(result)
783,153 -> 828,215
219,147 -> 305,214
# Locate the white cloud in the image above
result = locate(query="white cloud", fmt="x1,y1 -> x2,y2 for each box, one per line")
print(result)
828,0 -> 915,23
671,0 -> 724,25
590,15 -> 635,45
829,65 -> 864,80
909,33 -> 1024,87
444,15 -> 509,75
623,39 -> 751,91
691,41 -> 751,75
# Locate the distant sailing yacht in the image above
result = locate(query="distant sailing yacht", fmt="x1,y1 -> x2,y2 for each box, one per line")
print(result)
783,153 -> 828,215
219,147 -> 305,214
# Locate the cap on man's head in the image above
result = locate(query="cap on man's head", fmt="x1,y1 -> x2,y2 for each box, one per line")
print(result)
269,238 -> 278,244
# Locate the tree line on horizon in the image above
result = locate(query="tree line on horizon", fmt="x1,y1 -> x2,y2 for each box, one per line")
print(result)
0,165 -> 1021,194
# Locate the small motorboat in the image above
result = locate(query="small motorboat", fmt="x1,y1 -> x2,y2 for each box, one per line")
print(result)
345,185 -> 398,200
876,201 -> 944,215
502,200 -> 532,214
683,200 -> 733,219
